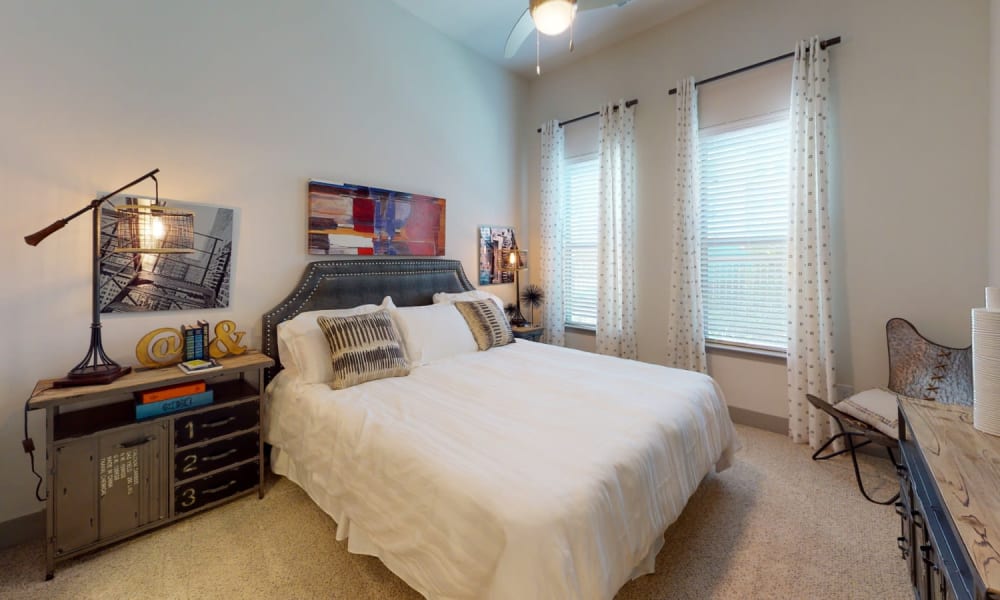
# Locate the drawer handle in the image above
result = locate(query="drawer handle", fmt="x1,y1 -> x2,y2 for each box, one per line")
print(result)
897,536 -> 909,559
203,480 -> 237,495
203,448 -> 237,462
202,416 -> 237,429
920,543 -> 934,566
118,435 -> 155,449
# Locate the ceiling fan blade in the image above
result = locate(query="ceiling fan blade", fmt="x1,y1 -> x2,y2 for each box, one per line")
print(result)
578,0 -> 632,11
504,8 -> 535,58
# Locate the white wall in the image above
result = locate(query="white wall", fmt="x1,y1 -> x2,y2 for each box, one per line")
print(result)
524,0 -> 989,416
0,0 -> 524,524
992,0 -> 1000,285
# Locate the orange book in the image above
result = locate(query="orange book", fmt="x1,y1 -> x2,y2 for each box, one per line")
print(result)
138,381 -> 207,404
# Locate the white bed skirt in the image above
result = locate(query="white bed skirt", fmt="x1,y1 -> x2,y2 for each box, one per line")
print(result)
271,446 -> 674,592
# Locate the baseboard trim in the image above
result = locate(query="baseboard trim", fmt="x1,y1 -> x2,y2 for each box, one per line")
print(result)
728,406 -> 888,459
728,406 -> 788,434
0,510 -> 44,549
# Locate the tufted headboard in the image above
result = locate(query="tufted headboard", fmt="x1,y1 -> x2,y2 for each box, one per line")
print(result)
261,258 -> 474,383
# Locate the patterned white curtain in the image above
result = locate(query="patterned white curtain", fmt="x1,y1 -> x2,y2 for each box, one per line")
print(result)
664,78 -> 707,373
787,37 -> 837,448
596,101 -> 637,359
539,120 -> 566,347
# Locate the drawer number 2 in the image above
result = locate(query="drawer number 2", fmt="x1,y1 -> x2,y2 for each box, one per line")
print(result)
180,488 -> 196,507
182,454 -> 198,474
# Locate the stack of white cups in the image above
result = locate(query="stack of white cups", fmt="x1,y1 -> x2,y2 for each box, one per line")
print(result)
973,286 -> 1000,436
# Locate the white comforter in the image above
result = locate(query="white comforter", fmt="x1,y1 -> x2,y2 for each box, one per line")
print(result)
265,341 -> 737,600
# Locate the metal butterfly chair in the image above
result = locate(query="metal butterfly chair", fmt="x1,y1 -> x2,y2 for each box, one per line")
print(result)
807,318 -> 972,505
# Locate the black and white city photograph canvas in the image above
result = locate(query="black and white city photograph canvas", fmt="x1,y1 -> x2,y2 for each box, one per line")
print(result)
99,195 -> 234,313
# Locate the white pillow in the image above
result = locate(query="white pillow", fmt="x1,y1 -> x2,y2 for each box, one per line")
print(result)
391,303 -> 477,366
835,388 -> 900,440
277,296 -> 396,383
432,290 -> 504,312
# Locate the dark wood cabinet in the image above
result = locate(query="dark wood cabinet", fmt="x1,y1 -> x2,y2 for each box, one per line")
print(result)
28,353 -> 274,579
896,399 -> 1000,600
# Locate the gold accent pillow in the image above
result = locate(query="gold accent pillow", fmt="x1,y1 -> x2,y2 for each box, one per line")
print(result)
454,300 -> 515,351
316,309 -> 410,389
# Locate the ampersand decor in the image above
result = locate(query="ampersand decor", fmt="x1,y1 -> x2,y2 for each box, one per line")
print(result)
136,327 -> 185,368
209,320 -> 247,359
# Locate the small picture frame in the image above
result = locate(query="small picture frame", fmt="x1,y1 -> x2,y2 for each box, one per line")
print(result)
478,225 -> 516,285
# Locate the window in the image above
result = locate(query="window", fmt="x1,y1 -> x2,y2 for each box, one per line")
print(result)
699,113 -> 790,350
563,154 -> 599,329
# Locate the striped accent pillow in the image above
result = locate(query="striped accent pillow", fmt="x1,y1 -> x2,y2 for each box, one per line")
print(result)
316,309 -> 410,389
454,300 -> 515,351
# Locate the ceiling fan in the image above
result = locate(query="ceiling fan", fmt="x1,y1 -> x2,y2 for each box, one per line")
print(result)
504,0 -> 635,64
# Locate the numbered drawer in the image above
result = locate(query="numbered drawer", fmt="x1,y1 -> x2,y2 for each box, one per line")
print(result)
174,431 -> 259,482
174,401 -> 258,448
174,460 -> 258,514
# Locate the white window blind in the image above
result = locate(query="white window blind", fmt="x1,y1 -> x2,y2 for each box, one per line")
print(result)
564,154 -> 599,329
699,114 -> 790,350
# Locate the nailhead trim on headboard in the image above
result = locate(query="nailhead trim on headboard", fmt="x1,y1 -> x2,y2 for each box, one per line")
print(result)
260,259 -> 474,384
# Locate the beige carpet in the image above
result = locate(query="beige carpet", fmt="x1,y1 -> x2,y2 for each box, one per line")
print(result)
0,425 -> 909,599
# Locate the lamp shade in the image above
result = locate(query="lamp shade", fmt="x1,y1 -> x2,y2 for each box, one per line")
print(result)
530,0 -> 575,35
505,246 -> 525,271
115,204 -> 194,253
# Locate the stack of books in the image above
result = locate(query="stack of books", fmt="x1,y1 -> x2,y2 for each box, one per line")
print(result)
135,380 -> 214,420
181,320 -> 210,362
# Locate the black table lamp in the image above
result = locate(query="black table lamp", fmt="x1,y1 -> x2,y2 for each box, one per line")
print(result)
25,169 -> 195,387
505,245 -> 528,327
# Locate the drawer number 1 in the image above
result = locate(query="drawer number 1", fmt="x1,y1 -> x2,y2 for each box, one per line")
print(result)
180,488 -> 196,507
184,421 -> 194,440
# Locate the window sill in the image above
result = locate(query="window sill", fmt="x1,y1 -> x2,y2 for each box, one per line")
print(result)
565,325 -> 595,336
706,341 -> 787,362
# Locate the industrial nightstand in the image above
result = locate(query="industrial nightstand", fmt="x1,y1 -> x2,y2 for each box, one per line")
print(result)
26,352 -> 274,579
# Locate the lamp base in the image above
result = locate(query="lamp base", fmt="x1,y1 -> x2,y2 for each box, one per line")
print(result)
52,365 -> 132,388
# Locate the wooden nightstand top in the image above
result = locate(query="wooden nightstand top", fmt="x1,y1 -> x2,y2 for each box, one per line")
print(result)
28,352 -> 274,411
511,324 -> 543,334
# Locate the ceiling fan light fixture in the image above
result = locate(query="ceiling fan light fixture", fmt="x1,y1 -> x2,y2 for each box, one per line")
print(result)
530,0 -> 576,36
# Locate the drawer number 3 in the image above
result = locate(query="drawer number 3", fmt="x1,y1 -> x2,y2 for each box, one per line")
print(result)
180,488 -> 196,507
182,454 -> 197,474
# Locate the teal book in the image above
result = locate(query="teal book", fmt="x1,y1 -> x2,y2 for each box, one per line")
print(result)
135,390 -> 214,420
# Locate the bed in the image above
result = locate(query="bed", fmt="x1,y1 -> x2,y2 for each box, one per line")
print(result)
261,258 -> 738,600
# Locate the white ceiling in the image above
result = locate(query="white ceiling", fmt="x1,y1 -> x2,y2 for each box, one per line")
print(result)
391,0 -> 709,77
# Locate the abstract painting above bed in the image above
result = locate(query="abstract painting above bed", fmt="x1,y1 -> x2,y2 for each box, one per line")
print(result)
307,180 -> 446,256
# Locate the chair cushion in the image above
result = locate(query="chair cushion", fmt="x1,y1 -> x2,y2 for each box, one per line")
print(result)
834,388 -> 900,440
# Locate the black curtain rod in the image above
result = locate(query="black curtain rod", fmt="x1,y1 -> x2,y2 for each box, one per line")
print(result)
536,98 -> 639,133
667,36 -> 841,95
